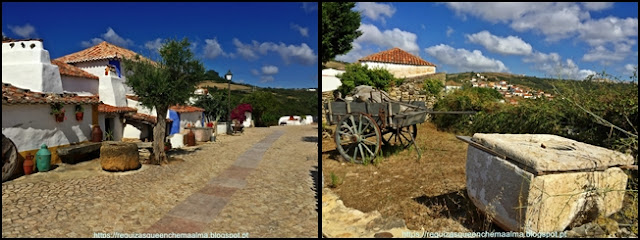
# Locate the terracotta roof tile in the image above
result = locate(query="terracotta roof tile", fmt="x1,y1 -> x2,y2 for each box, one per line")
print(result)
170,105 -> 204,113
98,104 -> 137,113
51,59 -> 99,80
2,83 -> 100,105
359,48 -> 436,66
55,41 -> 156,64
125,113 -> 173,125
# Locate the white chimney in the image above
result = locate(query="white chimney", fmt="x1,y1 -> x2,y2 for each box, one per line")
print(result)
2,39 -> 63,93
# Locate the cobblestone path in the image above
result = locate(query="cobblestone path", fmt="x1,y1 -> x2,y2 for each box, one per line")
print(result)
1,125 -> 318,238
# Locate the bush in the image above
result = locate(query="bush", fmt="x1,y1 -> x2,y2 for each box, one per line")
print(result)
432,87 -> 503,132
424,78 -> 444,97
337,63 -> 396,95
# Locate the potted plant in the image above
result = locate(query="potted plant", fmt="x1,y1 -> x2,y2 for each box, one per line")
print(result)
104,130 -> 114,141
50,103 -> 66,123
231,103 -> 252,133
75,105 -> 84,121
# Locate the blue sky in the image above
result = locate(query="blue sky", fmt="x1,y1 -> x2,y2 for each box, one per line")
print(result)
336,2 -> 638,81
2,2 -> 318,88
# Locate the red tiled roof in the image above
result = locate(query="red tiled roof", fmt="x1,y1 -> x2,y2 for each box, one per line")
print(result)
125,113 -> 173,125
359,48 -> 436,66
98,104 -> 137,113
170,105 -> 204,113
125,95 -> 140,101
51,59 -> 99,80
55,41 -> 156,64
2,83 -> 100,105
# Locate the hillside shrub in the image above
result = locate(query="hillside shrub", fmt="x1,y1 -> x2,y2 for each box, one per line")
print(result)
337,63 -> 396,95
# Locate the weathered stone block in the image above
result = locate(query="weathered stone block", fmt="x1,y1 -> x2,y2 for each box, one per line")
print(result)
100,141 -> 140,171
465,134 -> 632,232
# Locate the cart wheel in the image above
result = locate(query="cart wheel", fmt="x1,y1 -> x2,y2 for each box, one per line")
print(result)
381,124 -> 417,149
335,113 -> 381,164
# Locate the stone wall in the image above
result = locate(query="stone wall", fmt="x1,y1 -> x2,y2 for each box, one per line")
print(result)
321,91 -> 333,124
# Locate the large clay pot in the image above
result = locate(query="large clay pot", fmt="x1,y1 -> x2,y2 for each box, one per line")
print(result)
91,125 -> 103,142
185,129 -> 196,146
23,154 -> 34,175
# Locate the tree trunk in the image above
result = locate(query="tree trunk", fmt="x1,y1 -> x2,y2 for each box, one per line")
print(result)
152,105 -> 169,165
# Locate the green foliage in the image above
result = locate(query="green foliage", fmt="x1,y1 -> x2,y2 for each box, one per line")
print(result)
194,87 -> 228,122
123,38 -> 205,110
337,63 -> 397,96
322,2 -> 362,64
329,172 -> 342,188
424,78 -> 444,97
203,70 -> 226,83
432,88 -> 503,132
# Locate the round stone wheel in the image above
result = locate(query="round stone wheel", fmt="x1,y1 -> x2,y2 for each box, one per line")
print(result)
100,141 -> 140,171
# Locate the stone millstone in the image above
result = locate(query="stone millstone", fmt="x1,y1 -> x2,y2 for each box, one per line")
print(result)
100,141 -> 140,171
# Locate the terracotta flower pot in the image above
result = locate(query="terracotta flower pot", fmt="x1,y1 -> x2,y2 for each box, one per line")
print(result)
23,154 -> 34,175
55,113 -> 65,122
76,112 -> 84,121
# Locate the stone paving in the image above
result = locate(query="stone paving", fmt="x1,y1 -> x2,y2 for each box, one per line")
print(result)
1,125 -> 318,238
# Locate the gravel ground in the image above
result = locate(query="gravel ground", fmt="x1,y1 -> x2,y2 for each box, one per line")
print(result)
2,125 -> 318,238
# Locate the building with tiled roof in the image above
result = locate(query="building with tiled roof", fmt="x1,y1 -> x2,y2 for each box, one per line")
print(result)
98,103 -> 137,114
51,59 -> 99,80
2,83 -> 100,105
169,105 -> 205,113
55,41 -> 155,64
358,47 -> 436,79
2,39 -> 104,167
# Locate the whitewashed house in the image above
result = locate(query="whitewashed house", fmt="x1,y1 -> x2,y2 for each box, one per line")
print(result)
2,38 -> 100,165
321,68 -> 344,92
359,48 -> 436,79
55,41 -> 175,141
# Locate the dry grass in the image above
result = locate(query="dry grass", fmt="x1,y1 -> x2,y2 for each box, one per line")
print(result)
322,122 -> 501,232
197,81 -> 252,91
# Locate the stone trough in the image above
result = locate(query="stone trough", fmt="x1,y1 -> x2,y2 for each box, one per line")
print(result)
458,134 -> 634,232
100,141 -> 140,172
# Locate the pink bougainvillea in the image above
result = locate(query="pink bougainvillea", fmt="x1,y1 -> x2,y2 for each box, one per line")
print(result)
231,103 -> 253,124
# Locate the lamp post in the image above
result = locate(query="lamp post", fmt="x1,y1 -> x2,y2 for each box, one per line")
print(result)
225,70 -> 232,134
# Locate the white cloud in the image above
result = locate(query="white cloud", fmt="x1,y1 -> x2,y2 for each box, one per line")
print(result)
578,17 -> 638,46
445,2 -> 552,24
250,69 -> 260,76
355,2 -> 396,22
260,76 -> 275,83
623,64 -> 638,77
446,26 -> 454,37
145,38 -> 164,51
302,2 -> 317,13
261,65 -> 278,75
582,42 -> 633,63
424,44 -> 509,72
466,31 -> 533,55
232,38 -> 317,65
356,23 -> 420,55
581,2 -> 614,11
81,27 -> 134,47
335,42 -> 374,63
524,51 -> 595,80
232,38 -> 259,61
203,38 -> 227,59
8,23 -> 37,38
290,23 -> 309,37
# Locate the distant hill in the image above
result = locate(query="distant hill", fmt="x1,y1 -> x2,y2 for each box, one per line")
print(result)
197,80 -> 253,92
446,72 -> 570,93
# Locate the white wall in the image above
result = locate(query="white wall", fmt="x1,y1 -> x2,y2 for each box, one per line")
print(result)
243,112 -> 252,128
361,61 -> 436,79
61,75 -> 99,96
75,60 -> 129,106
1,104 -> 93,152
180,112 -> 202,131
322,68 -> 344,92
2,41 -> 63,93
